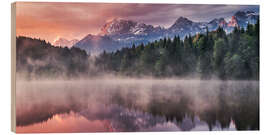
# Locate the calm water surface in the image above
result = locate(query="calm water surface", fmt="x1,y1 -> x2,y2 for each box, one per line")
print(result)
16,79 -> 259,133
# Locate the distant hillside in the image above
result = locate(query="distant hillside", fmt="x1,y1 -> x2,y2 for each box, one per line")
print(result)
16,36 -> 89,79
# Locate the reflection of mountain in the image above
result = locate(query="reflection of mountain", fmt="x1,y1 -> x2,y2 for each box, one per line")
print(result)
16,112 -> 109,133
16,80 -> 259,131
16,104 -> 72,127
74,10 -> 258,54
16,103 -> 236,132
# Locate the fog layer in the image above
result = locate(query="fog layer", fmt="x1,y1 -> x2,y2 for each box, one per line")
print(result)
16,79 -> 259,131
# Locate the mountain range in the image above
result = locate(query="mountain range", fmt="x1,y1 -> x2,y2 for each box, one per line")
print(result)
58,10 -> 259,55
53,38 -> 79,48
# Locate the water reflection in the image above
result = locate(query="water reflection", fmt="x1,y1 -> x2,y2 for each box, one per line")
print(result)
16,79 -> 259,133
16,104 -> 236,133
16,111 -> 108,133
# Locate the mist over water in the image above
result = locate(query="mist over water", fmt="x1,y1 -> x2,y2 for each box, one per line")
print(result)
16,78 -> 259,133
14,7 -> 260,133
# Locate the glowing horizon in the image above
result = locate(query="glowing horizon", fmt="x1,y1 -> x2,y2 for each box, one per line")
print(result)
16,2 -> 259,44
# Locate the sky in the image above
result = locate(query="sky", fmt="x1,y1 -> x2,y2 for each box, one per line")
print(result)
16,2 -> 259,43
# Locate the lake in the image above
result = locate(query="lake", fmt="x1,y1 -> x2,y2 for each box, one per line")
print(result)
15,79 -> 259,133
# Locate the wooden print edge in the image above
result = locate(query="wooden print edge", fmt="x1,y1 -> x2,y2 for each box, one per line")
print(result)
11,2 -> 16,133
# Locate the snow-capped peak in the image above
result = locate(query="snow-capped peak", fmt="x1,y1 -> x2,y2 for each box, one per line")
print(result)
99,18 -> 162,36
53,37 -> 78,48
99,18 -> 137,35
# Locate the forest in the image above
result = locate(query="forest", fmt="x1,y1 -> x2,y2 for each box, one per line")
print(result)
16,36 -> 89,78
96,21 -> 259,80
16,20 -> 259,80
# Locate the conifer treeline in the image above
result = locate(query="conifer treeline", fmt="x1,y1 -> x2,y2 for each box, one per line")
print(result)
16,20 -> 259,80
95,20 -> 259,80
16,36 -> 89,78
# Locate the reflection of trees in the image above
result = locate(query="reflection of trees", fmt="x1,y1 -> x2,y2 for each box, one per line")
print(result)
215,83 -> 231,129
16,95 -> 84,127
199,82 -> 231,130
199,82 -> 259,130
231,82 -> 259,130
147,89 -> 194,124
110,87 -> 195,129
17,81 -> 259,131
110,82 -> 259,131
